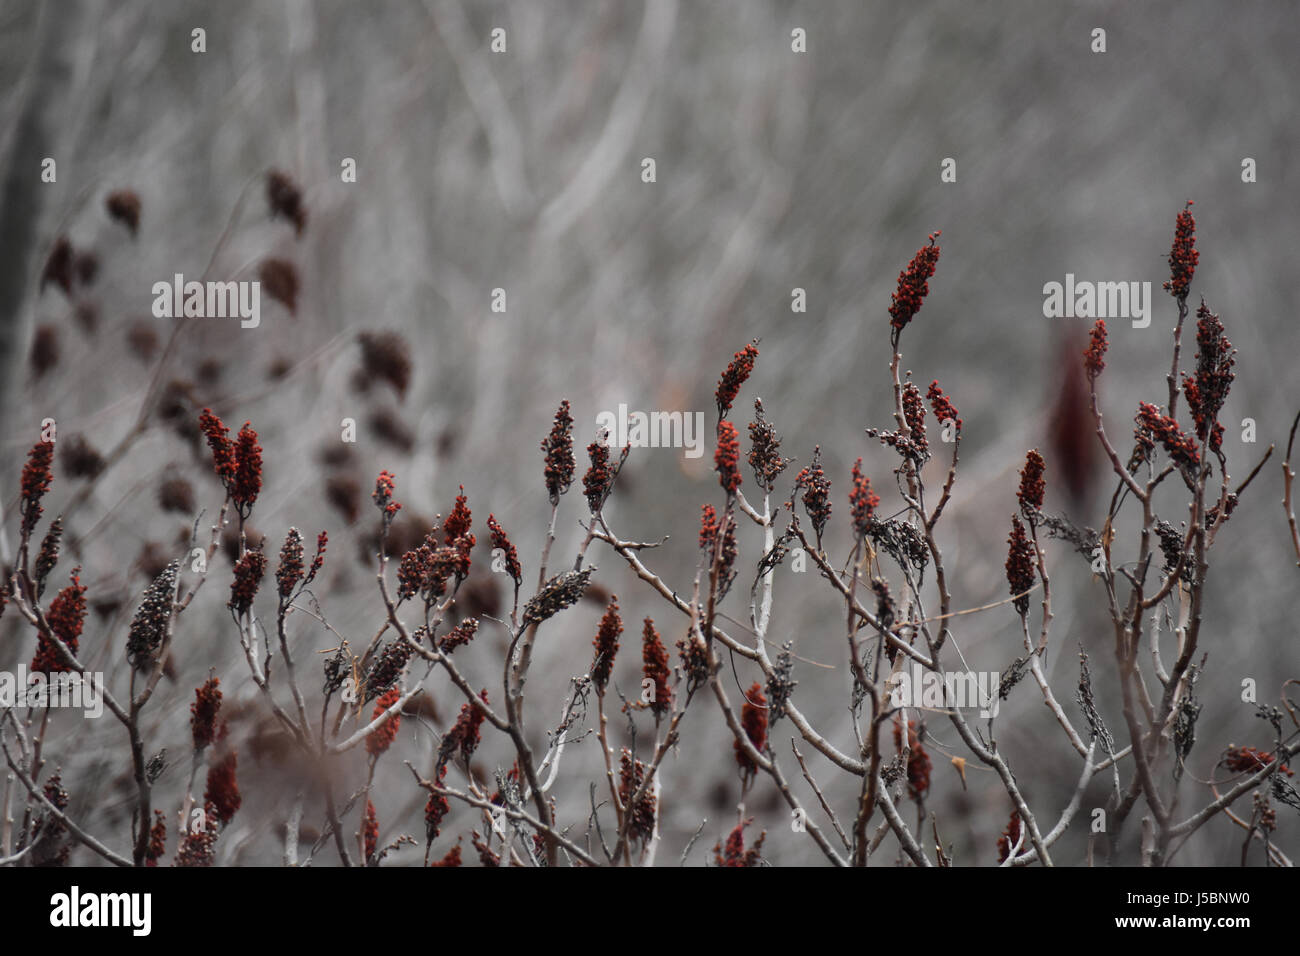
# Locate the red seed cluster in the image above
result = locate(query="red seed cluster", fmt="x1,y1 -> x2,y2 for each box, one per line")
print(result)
424,776 -> 451,844
795,446 -> 832,543
541,401 -> 576,505
204,751 -> 242,824
676,631 -> 711,693
1084,319 -> 1108,382
583,437 -> 623,513
1018,449 -> 1046,520
698,504 -> 737,586
894,717 -> 932,801
715,340 -> 760,418
366,687 -> 403,756
997,810 -> 1023,863
902,382 -> 928,458
33,773 -> 70,865
641,617 -> 672,718
396,534 -> 471,604
1182,302 -> 1235,452
362,800 -> 379,862
199,410 -> 263,518
590,597 -> 623,693
231,423 -> 262,516
175,804 -> 219,867
1135,402 -> 1200,470
438,618 -> 479,654
365,639 -> 413,701
276,527 -> 305,598
618,749 -> 657,843
19,440 -> 55,535
888,231 -> 941,346
191,677 -> 223,752
714,817 -> 766,867
699,504 -> 720,550
735,683 -> 768,778
1163,200 -> 1198,300
430,843 -> 462,867
746,398 -> 789,492
373,470 -> 401,531
309,532 -> 328,581
1224,745 -> 1293,777
199,409 -> 237,488
443,487 -> 472,544
1005,515 -> 1036,615
32,570 -> 86,673
145,811 -> 167,867
926,380 -> 962,435
487,514 -> 521,585
714,420 -> 742,495
228,549 -> 266,616
471,830 -> 501,867
849,458 -> 879,539
439,690 -> 489,773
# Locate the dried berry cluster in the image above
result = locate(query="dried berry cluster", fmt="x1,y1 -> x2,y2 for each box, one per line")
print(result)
1163,200 -> 1199,300
734,683 -> 768,782
31,570 -> 86,673
849,458 -> 880,539
714,818 -> 766,867
19,441 -> 55,535
1135,402 -> 1200,470
715,340 -> 760,417
487,514 -> 522,585
128,560 -> 180,667
894,718 -> 932,801
590,598 -> 623,693
583,435 -> 626,512
199,409 -> 262,517
190,677 -> 223,751
888,231 -> 941,346
714,420 -> 742,495
641,618 -> 672,718
1084,319 -> 1108,381
521,568 -> 593,627
794,446 -> 833,544
926,380 -> 961,434
1182,302 -> 1235,453
1017,449 -> 1046,520
228,550 -> 266,616
541,401 -> 576,505
746,399 -> 789,492
1005,515 -> 1036,615
619,750 -> 657,843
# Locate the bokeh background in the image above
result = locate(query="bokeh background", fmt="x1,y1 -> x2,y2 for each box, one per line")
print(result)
1,0 -> 1298,866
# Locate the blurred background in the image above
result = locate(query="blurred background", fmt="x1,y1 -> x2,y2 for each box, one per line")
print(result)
1,0 -> 1298,866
